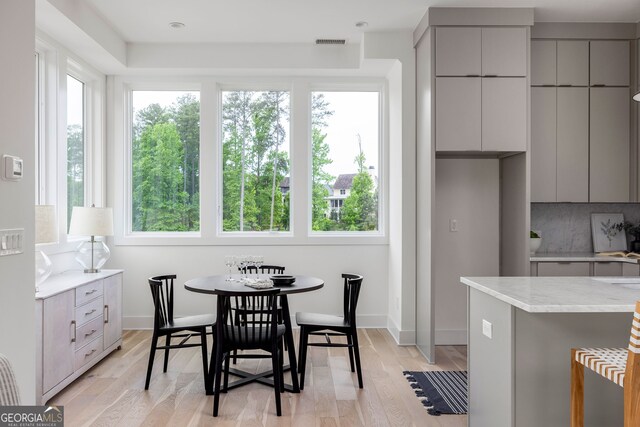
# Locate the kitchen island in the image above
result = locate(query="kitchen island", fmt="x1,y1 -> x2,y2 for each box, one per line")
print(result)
461,276 -> 640,427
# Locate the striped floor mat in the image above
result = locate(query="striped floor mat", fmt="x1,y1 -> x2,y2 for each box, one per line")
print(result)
403,370 -> 468,416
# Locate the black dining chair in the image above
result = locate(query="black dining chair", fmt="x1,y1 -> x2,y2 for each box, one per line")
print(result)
145,275 -> 216,393
233,264 -> 286,364
238,264 -> 286,275
212,288 -> 285,416
296,273 -> 364,389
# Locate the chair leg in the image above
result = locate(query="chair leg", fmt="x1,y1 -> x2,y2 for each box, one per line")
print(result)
278,308 -> 288,352
200,329 -> 210,394
347,334 -> 355,373
223,351 -> 230,392
279,340 -> 285,393
570,349 -> 584,427
213,344 -> 224,417
144,333 -> 159,390
351,328 -> 363,389
271,343 -> 282,416
163,333 -> 171,373
298,327 -> 309,390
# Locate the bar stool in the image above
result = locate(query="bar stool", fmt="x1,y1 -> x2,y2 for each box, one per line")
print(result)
571,301 -> 640,426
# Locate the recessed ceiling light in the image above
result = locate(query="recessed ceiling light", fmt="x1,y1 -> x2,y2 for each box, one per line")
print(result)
169,22 -> 185,29
355,21 -> 369,29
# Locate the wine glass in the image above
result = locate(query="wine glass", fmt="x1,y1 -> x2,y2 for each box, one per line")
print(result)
255,255 -> 264,274
224,256 -> 235,281
239,255 -> 248,278
247,255 -> 257,275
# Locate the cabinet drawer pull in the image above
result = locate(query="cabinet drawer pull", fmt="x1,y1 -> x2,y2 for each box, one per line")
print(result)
85,289 -> 98,295
465,74 -> 480,77
85,309 -> 97,316
591,84 -> 605,87
71,320 -> 76,343
483,74 -> 498,77
558,84 -> 572,87
84,329 -> 97,337
85,348 -> 97,357
104,305 -> 110,324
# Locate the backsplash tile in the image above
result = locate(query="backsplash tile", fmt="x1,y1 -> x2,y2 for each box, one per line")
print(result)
531,203 -> 640,253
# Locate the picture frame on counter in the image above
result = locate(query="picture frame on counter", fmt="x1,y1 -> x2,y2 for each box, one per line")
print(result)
591,213 -> 627,253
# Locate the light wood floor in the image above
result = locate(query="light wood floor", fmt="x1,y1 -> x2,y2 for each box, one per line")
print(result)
50,329 -> 468,427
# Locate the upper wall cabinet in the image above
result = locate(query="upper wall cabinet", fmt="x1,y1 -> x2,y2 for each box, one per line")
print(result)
435,27 -> 526,77
531,40 -> 556,86
436,78 -> 482,151
557,41 -> 589,86
481,28 -> 527,77
435,27 -> 482,76
482,78 -> 527,151
590,41 -> 630,86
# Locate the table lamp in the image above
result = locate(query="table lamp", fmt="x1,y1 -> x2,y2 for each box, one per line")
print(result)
69,205 -> 114,273
634,91 -> 639,102
35,205 -> 57,291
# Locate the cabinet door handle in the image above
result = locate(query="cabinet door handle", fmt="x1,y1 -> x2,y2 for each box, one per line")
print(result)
71,320 -> 76,343
85,289 -> 97,295
85,348 -> 96,357
104,305 -> 109,324
557,84 -> 572,87
85,309 -> 97,316
84,329 -> 97,337
592,84 -> 605,87
465,74 -> 480,77
483,74 -> 498,77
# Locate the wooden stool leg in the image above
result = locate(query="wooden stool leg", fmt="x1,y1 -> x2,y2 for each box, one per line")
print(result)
571,349 -> 584,427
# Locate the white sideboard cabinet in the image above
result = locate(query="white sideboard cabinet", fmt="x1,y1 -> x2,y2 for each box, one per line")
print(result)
36,270 -> 123,404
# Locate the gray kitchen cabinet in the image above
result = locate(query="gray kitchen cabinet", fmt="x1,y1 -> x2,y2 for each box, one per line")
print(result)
435,77 -> 482,151
556,87 -> 589,202
557,41 -> 589,86
482,78 -> 527,152
531,87 -> 556,202
623,264 -> 640,277
593,262 -> 624,277
435,27 -> 481,76
537,262 -> 590,277
531,40 -> 556,86
589,87 -> 630,202
481,28 -> 527,77
590,41 -> 630,86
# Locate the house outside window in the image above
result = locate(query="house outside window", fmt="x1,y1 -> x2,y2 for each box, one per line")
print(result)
311,91 -> 380,232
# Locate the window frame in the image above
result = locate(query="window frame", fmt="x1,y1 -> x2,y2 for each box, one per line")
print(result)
113,77 -> 388,246
217,84 -> 294,237
126,85 -> 203,236
307,85 -> 386,238
35,33 -> 106,255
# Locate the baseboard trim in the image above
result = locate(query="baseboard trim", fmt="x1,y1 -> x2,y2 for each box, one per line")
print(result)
124,314 -> 389,331
435,329 -> 467,345
386,317 -> 415,346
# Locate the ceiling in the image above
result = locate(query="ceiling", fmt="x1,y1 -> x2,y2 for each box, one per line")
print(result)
86,0 -> 640,45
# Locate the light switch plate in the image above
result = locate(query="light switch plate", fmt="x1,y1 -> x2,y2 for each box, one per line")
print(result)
0,228 -> 24,256
482,319 -> 492,339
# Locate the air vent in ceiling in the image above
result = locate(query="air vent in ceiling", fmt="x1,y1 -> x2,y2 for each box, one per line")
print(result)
316,39 -> 346,45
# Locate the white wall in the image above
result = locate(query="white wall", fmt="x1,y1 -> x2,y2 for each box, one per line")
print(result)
0,0 -> 36,404
361,32 -> 417,344
110,246 -> 389,329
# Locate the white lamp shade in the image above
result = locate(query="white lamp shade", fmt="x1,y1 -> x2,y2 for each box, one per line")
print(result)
35,205 -> 57,244
634,91 -> 640,102
69,207 -> 114,237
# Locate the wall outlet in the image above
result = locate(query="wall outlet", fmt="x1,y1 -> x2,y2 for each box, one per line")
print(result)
482,319 -> 492,339
450,219 -> 458,232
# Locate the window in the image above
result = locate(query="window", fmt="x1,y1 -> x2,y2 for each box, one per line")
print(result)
130,90 -> 200,232
66,74 -> 85,230
220,90 -> 290,232
311,91 -> 380,232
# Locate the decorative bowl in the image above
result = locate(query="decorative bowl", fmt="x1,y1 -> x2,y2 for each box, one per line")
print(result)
270,275 -> 296,286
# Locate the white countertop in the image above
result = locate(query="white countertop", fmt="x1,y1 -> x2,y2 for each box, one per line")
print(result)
530,252 -> 640,263
36,269 -> 123,299
461,276 -> 640,313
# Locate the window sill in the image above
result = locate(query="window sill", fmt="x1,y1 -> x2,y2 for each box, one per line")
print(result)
113,233 -> 388,246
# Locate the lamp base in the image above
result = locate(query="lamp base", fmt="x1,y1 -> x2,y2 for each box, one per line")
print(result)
84,268 -> 100,273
